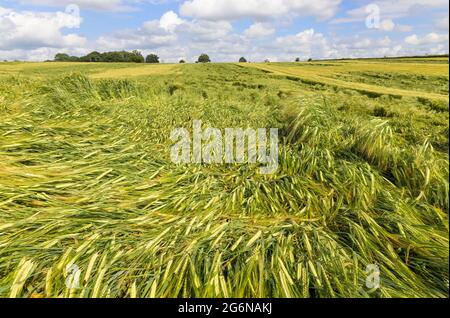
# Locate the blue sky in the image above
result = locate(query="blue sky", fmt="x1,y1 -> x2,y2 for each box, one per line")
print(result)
0,0 -> 448,62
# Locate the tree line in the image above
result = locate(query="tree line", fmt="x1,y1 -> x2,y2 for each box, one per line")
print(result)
54,51 -> 312,64
54,51 -> 212,64
55,50 -> 147,63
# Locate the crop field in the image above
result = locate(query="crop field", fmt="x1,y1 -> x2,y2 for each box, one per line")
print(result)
0,58 -> 448,298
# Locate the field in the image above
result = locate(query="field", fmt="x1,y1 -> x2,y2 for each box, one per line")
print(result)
0,57 -> 448,298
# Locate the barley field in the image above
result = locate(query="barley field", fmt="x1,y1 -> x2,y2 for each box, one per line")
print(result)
0,58 -> 448,298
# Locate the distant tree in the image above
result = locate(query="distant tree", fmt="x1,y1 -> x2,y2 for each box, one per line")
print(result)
55,50 -> 159,63
198,54 -> 211,63
295,57 -> 300,62
239,57 -> 247,63
179,59 -> 186,64
307,58 -> 313,62
54,53 -> 80,62
54,53 -> 71,62
264,59 -> 270,63
131,50 -> 145,63
82,51 -> 102,62
146,54 -> 160,64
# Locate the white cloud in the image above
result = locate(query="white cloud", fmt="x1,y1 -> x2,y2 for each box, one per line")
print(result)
332,0 -> 448,24
0,47 -> 90,61
380,19 -> 395,31
428,44 -> 448,55
180,0 -> 341,20
96,31 -> 177,51
181,20 -> 233,41
159,10 -> 184,32
244,23 -> 275,38
0,6 -> 86,50
405,32 -> 449,45
1,3 -> 448,62
337,36 -> 391,50
273,29 -> 331,58
435,16 -> 449,30
96,11 -> 234,50
396,24 -> 413,32
18,0 -> 134,12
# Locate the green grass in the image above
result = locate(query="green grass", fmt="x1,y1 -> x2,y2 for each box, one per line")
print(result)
243,61 -> 449,102
330,71 -> 449,95
0,59 -> 448,298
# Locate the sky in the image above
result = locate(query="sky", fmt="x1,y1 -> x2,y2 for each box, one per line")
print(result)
0,0 -> 448,62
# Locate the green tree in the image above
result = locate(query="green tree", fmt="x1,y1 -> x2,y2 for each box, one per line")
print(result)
83,51 -> 102,62
239,57 -> 247,63
295,57 -> 300,62
54,53 -> 71,62
179,59 -> 186,64
197,54 -> 211,63
131,50 -> 145,63
146,54 -> 160,64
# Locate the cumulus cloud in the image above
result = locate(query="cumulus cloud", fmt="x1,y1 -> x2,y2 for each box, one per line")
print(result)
332,0 -> 449,24
336,35 -> 391,50
0,6 -> 86,50
1,2 -> 448,62
96,10 -> 234,51
396,24 -> 413,32
159,10 -> 184,32
181,20 -> 233,42
244,23 -> 275,38
405,32 -> 449,45
379,19 -> 395,31
435,16 -> 449,30
180,0 -> 341,21
272,29 -> 331,57
18,0 -> 134,12
0,47 -> 91,61
328,35 -> 405,58
97,30 -> 177,51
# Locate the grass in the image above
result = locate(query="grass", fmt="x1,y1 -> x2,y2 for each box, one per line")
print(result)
90,64 -> 178,79
243,61 -> 449,102
0,62 -> 177,80
0,58 -> 448,298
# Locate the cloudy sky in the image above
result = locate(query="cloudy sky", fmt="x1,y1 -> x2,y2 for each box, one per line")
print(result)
0,0 -> 448,62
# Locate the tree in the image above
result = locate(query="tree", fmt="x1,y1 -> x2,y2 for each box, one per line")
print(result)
179,59 -> 186,64
264,59 -> 270,63
68,56 -> 80,62
131,50 -> 145,63
82,51 -> 102,62
54,53 -> 79,62
197,54 -> 211,63
239,57 -> 247,63
308,58 -> 313,62
146,54 -> 160,64
54,53 -> 71,62
295,57 -> 300,62
54,50 -> 156,63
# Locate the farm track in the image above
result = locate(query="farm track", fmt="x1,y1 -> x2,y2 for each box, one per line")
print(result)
243,63 -> 449,102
